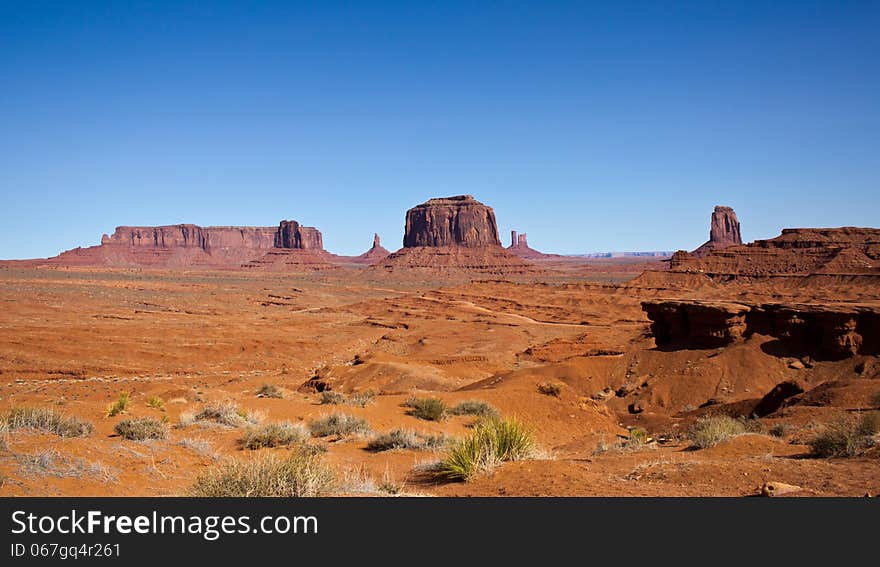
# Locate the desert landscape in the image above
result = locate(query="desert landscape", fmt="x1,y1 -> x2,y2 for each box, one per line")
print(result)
1,196 -> 878,497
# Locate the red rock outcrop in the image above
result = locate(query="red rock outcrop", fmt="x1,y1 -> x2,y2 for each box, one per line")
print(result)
671,227 -> 880,278
348,234 -> 391,265
642,299 -> 880,360
275,220 -> 323,250
403,195 -> 501,248
378,195 -> 538,274
507,230 -> 559,260
51,225 -> 278,267
692,206 -> 742,256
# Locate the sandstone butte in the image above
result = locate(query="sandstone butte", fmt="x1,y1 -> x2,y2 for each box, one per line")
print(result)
507,230 -> 560,260
692,205 -> 742,256
375,195 -> 538,274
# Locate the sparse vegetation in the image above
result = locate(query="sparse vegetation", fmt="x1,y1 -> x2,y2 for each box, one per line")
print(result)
809,412 -> 880,458
308,413 -> 370,437
0,422 -> 9,452
405,397 -> 447,421
2,407 -> 93,438
769,423 -> 792,438
435,416 -> 536,481
448,400 -> 498,418
537,382 -> 562,397
146,396 -> 165,410
239,421 -> 310,450
256,384 -> 283,399
319,390 -> 375,407
188,451 -> 335,497
688,415 -> 749,449
366,428 -> 449,452
192,401 -> 263,427
177,438 -> 219,460
320,391 -> 347,405
114,417 -> 168,441
593,428 -> 653,455
106,392 -> 130,417
16,449 -> 116,482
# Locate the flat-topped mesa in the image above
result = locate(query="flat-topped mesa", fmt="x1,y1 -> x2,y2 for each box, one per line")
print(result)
403,195 -> 501,248
101,225 -> 277,251
275,220 -> 324,250
692,205 -> 742,256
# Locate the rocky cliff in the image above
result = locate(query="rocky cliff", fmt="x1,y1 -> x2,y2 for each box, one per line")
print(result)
671,227 -> 880,278
642,299 -> 880,360
276,220 -> 324,250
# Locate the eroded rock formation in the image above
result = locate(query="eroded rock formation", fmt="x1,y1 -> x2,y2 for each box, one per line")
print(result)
642,299 -> 880,359
692,206 -> 742,256
276,220 -> 323,250
349,233 -> 391,265
403,195 -> 501,248
671,227 -> 880,278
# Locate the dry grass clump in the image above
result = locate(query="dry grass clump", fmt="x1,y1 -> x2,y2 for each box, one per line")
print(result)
448,400 -> 498,418
308,413 -> 370,438
191,401 -> 263,428
435,416 -> 536,481
256,384 -> 283,399
404,397 -> 447,421
688,416 -> 749,449
2,407 -> 93,438
809,412 -> 879,458
114,417 -> 168,441
188,451 -> 335,497
366,429 -> 449,452
146,396 -> 165,410
320,390 -> 375,407
537,382 -> 562,397
239,421 -> 310,450
593,427 -> 653,455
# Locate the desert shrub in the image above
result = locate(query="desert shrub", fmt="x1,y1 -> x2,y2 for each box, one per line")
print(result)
114,417 -> 168,441
308,413 -> 370,437
435,416 -> 536,481
194,401 -> 262,427
146,396 -> 165,410
593,428 -> 653,455
256,384 -> 283,399
320,391 -> 346,405
405,397 -> 447,421
537,382 -> 562,397
2,407 -> 93,438
239,421 -> 310,450
688,415 -> 747,449
348,391 -> 376,408
366,429 -> 448,452
0,422 -> 8,452
177,438 -> 219,460
809,414 -> 878,458
860,411 -> 880,436
189,451 -> 335,497
448,400 -> 499,418
769,423 -> 791,438
106,392 -> 130,417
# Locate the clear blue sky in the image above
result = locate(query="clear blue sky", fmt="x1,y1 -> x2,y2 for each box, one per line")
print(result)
1,1 -> 878,258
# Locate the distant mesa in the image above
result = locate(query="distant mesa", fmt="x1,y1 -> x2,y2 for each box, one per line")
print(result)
692,205 -> 742,257
377,195 -> 538,274
666,205 -> 880,279
49,220 -> 336,270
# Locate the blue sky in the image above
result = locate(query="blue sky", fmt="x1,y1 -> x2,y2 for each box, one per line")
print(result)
1,1 -> 878,258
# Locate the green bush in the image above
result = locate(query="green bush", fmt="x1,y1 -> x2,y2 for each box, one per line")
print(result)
688,416 -> 747,449
435,416 -> 535,481
405,397 -> 447,421
106,392 -> 130,417
239,421 -> 310,450
308,413 -> 370,437
448,400 -> 499,418
189,451 -> 335,497
2,407 -> 93,438
810,413 -> 879,458
366,429 -> 448,452
114,417 -> 168,441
